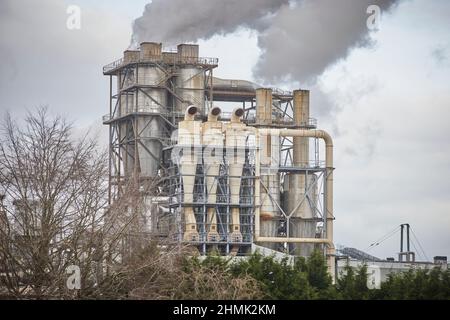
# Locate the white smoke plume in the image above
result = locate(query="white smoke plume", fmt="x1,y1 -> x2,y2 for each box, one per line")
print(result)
254,0 -> 400,84
132,0 -> 289,46
132,0 -> 400,85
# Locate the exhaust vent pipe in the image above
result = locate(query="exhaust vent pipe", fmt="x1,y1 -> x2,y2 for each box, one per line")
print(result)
185,105 -> 198,121
208,106 -> 221,122
231,108 -> 244,123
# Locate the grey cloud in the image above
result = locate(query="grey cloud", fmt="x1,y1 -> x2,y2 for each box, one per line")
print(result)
0,0 -> 131,126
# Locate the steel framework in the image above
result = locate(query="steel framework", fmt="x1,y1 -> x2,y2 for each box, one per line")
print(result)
103,45 -> 333,264
103,55 -> 218,203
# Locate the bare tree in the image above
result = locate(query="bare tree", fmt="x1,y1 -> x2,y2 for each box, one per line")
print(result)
0,107 -> 262,300
0,107 -> 108,298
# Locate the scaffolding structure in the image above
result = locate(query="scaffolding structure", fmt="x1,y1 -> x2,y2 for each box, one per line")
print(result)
103,43 -> 218,203
166,146 -> 256,255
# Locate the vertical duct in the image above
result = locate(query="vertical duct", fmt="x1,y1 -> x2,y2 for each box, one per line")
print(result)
175,44 -> 206,115
256,88 -> 273,125
178,106 -> 201,241
202,107 -> 223,241
225,108 -> 246,243
286,89 -> 317,256
255,128 -> 335,280
256,88 -> 280,250
135,42 -> 166,177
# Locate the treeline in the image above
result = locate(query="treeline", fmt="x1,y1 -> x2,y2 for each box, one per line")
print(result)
102,246 -> 450,300
1,109 -> 448,300
192,250 -> 450,300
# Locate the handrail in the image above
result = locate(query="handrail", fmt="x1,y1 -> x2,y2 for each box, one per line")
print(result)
221,112 -> 317,127
103,58 -> 124,73
103,55 -> 219,74
102,106 -> 170,123
271,87 -> 292,96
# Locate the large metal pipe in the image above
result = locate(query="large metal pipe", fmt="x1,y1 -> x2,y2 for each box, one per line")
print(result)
120,43 -> 166,178
231,107 -> 244,123
287,90 -> 317,256
225,108 -> 247,242
208,106 -> 221,122
256,88 -> 273,125
256,89 -> 279,250
255,128 -> 335,281
184,105 -> 197,121
175,44 -> 205,115
178,106 -> 201,241
202,107 -> 223,241
211,77 -> 260,92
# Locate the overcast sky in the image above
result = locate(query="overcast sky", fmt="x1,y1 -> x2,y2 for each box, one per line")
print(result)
1,0 -> 449,260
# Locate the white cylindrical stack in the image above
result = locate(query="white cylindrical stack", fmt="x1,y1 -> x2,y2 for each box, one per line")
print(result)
256,89 -> 280,249
175,44 -> 206,115
287,90 -> 318,256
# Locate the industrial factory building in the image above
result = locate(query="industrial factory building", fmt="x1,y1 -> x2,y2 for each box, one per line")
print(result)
335,245 -> 448,289
335,224 -> 448,288
103,42 -> 336,279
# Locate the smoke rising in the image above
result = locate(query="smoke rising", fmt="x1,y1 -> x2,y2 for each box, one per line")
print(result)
254,0 -> 400,84
132,0 -> 400,84
132,0 -> 289,46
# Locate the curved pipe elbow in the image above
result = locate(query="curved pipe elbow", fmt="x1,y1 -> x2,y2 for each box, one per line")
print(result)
276,128 -> 333,147
231,108 -> 244,123
313,130 -> 333,169
270,128 -> 333,167
184,105 -> 198,121
208,106 -> 221,122
315,130 -> 333,148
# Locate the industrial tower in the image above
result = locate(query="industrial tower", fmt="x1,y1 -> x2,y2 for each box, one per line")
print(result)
103,42 -> 336,279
